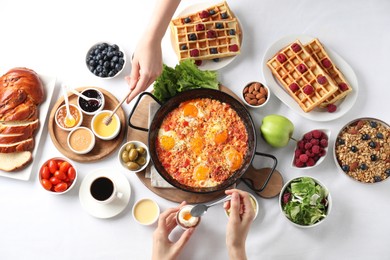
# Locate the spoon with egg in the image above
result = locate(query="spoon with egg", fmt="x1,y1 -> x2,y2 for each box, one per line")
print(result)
61,84 -> 76,128
190,195 -> 232,217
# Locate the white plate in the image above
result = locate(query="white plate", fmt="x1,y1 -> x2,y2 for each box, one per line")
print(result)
170,2 -> 243,71
262,35 -> 359,122
79,168 -> 131,219
0,73 -> 56,181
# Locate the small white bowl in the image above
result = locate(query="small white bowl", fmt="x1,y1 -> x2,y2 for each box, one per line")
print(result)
67,126 -> 95,154
224,193 -> 259,220
176,205 -> 201,230
291,129 -> 331,169
55,104 -> 83,131
242,81 -> 270,108
86,42 -> 127,79
77,88 -> 105,115
91,110 -> 121,140
132,198 -> 160,226
118,141 -> 150,173
39,157 -> 78,195
279,176 -> 332,228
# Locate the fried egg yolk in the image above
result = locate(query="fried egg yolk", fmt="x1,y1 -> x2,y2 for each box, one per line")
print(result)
193,164 -> 210,181
226,148 -> 243,171
183,103 -> 198,118
214,129 -> 228,144
190,137 -> 203,155
159,135 -> 175,151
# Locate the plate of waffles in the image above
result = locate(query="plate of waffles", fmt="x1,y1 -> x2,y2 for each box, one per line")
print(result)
262,34 -> 358,122
170,1 -> 243,71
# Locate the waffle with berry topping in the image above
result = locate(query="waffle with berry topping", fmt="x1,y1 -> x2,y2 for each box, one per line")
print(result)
304,38 -> 352,107
171,18 -> 241,61
267,40 -> 339,113
170,1 -> 235,27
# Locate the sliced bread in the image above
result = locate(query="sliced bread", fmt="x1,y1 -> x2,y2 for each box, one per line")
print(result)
0,151 -> 32,172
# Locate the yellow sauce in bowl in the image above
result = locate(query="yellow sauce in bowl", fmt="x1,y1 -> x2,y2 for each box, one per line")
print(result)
92,111 -> 119,139
133,199 -> 160,225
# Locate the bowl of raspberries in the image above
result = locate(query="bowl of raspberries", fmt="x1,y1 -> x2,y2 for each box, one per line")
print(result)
292,129 -> 330,169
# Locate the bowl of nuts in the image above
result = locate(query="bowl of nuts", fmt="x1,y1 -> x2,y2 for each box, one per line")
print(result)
334,117 -> 390,183
242,81 -> 270,108
118,141 -> 150,173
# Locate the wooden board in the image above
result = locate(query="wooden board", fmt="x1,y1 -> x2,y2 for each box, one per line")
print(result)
48,87 -> 126,162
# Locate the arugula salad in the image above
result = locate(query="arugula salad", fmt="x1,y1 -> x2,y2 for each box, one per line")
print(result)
281,177 -> 329,226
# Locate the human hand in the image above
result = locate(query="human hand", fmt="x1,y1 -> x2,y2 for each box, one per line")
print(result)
152,202 -> 195,260
224,189 -> 255,259
125,38 -> 163,103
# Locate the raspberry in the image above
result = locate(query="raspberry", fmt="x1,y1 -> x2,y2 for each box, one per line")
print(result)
317,75 -> 327,85
321,58 -> 332,68
190,49 -> 200,57
229,44 -> 239,52
304,142 -> 313,150
199,10 -> 210,19
298,140 -> 305,149
306,158 -> 316,166
312,130 -> 322,139
277,54 -> 287,63
289,83 -> 300,92
327,104 -> 337,113
196,24 -> 205,31
303,85 -> 314,95
291,43 -> 301,52
312,145 -> 321,154
299,154 -> 309,163
295,159 -> 305,167
305,150 -> 314,157
320,139 -> 328,147
310,139 -> 320,145
304,132 -> 313,140
297,64 -> 307,73
295,149 -> 303,157
207,30 -> 217,38
338,82 -> 349,91
319,149 -> 327,157
194,60 -> 202,66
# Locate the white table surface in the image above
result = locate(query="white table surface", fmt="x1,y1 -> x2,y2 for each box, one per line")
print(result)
1,0 -> 389,259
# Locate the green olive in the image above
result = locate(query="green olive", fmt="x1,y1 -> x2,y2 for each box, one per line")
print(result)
136,156 -> 146,166
126,161 -> 140,171
121,151 -> 129,163
125,143 -> 136,152
136,147 -> 146,155
128,148 -> 139,161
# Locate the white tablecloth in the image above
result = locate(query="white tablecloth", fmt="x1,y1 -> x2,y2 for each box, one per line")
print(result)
1,0 -> 389,259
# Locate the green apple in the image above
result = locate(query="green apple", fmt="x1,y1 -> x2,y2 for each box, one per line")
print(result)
260,114 -> 294,148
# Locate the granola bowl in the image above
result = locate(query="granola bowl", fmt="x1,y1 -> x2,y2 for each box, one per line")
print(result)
333,117 -> 390,183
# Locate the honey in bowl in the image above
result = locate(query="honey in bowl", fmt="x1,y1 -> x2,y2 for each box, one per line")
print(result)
56,104 -> 81,129
92,111 -> 120,139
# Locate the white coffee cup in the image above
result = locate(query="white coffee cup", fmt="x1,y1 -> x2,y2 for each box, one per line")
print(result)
90,176 -> 123,204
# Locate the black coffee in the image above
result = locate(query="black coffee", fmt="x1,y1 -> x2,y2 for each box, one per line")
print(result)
90,177 -> 114,201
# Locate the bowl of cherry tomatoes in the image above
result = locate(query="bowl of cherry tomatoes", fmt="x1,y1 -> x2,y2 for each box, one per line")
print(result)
39,157 -> 77,194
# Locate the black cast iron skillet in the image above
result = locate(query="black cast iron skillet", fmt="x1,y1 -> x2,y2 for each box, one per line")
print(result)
128,89 -> 277,194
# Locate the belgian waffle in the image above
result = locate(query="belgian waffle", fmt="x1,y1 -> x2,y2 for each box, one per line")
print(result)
171,1 -> 235,27
304,38 -> 352,107
267,40 -> 338,112
171,18 -> 241,61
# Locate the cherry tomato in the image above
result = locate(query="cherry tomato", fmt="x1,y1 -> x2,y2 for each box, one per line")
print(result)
50,176 -> 61,185
59,161 -> 70,173
54,182 -> 68,192
54,170 -> 67,180
48,160 -> 58,174
40,165 -> 51,180
67,167 -> 76,181
41,179 -> 52,191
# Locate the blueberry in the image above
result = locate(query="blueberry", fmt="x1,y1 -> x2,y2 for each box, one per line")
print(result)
337,138 -> 345,145
188,33 -> 197,41
119,58 -> 125,65
342,165 -> 350,172
213,58 -> 220,62
376,133 -> 384,139
370,154 -> 377,161
96,65 -> 103,73
385,169 -> 390,176
374,176 -> 382,182
351,146 -> 358,152
209,10 -> 216,15
210,48 -> 218,54
359,163 -> 368,170
112,56 -> 119,62
180,45 -> 188,50
369,141 -> 377,148
221,12 -> 228,19
108,71 -> 116,77
216,23 -> 224,29
370,121 -> 378,128
184,17 -> 191,23
361,134 -> 370,140
103,61 -> 110,68
229,29 -> 236,35
98,59 -> 104,66
88,59 -> 96,66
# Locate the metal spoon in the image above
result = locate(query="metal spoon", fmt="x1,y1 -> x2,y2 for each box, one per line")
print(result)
190,195 -> 232,217
61,84 -> 76,128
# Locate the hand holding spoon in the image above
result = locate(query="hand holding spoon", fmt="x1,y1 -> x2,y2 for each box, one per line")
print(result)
190,195 -> 232,217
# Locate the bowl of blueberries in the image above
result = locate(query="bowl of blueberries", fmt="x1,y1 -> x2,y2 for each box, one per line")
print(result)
86,42 -> 126,79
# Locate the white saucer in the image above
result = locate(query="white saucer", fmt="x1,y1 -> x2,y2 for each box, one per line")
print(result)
79,168 -> 131,219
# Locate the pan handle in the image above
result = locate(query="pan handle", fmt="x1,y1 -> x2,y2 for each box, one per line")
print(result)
128,92 -> 162,132
241,151 -> 278,192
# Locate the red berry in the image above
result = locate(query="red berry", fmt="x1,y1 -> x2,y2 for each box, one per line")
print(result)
321,58 -> 332,68
291,43 -> 301,52
319,149 -> 327,157
303,85 -> 314,95
194,60 -> 202,66
295,159 -> 305,167
304,132 -> 313,140
317,75 -> 327,85
338,82 -> 349,91
190,49 -> 200,57
304,142 -> 313,150
277,54 -> 287,63
207,30 -> 217,38
320,139 -> 328,147
310,139 -> 320,145
298,140 -> 305,149
229,44 -> 239,52
196,24 -> 205,31
312,130 -> 322,139
327,104 -> 337,113
199,10 -> 210,19
297,64 -> 307,73
294,149 -> 303,157
306,158 -> 316,166
312,145 -> 321,154
289,83 -> 300,92
299,154 -> 309,163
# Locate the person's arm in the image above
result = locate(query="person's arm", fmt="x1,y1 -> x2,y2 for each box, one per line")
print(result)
224,189 -> 256,260
126,0 -> 181,103
152,201 -> 195,260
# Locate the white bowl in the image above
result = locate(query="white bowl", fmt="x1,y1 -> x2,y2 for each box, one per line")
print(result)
132,198 -> 160,226
67,126 -> 95,154
291,129 -> 331,169
39,157 -> 77,195
55,104 -> 83,131
91,110 -> 121,140
279,176 -> 332,228
85,42 -> 127,79
77,88 -> 105,115
118,141 -> 150,173
241,81 -> 270,108
224,192 -> 259,220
